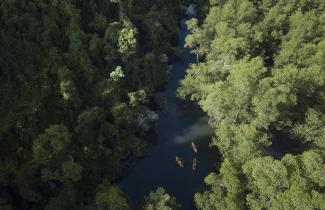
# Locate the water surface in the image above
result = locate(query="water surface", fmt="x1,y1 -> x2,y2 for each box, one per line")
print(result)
120,19 -> 218,210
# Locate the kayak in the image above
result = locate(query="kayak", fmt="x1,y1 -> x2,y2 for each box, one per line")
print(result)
176,156 -> 184,167
192,158 -> 198,170
191,142 -> 198,153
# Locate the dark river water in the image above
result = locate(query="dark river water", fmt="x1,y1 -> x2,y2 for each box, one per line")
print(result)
119,19 -> 219,209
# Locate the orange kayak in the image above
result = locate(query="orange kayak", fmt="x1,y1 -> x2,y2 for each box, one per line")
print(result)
192,158 -> 198,170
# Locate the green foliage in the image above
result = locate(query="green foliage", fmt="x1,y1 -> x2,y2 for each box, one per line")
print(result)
294,108 -> 325,147
213,123 -> 270,164
118,26 -> 137,58
111,103 -> 135,126
33,124 -> 71,165
275,10 -> 323,68
242,152 -> 325,210
143,187 -> 180,210
57,66 -> 78,101
96,182 -> 129,210
0,0 -> 182,208
200,58 -> 267,123
61,160 -> 83,183
128,89 -> 148,107
194,159 -> 245,210
110,66 -> 125,82
179,0 -> 325,209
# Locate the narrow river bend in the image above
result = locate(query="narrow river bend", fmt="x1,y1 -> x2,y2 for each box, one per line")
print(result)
120,19 -> 218,210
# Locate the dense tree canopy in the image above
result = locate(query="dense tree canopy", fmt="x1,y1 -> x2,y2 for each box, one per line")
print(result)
0,0 -> 184,208
143,187 -> 181,210
179,0 -> 325,209
2,0 -> 324,209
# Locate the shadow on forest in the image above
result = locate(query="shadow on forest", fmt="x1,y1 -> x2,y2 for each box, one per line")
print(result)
265,128 -> 310,159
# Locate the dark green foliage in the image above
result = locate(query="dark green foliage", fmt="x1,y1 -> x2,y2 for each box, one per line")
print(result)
95,182 -> 129,210
179,0 -> 325,209
0,0 -> 183,208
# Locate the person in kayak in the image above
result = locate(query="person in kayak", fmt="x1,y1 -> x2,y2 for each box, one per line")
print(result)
191,142 -> 198,153
176,156 -> 184,167
192,158 -> 198,170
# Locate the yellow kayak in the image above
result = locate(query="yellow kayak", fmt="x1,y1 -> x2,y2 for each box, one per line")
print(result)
176,156 -> 184,167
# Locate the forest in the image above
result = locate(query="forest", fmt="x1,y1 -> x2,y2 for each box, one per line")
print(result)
179,0 -> 325,209
0,0 -> 324,209
0,0 -> 186,209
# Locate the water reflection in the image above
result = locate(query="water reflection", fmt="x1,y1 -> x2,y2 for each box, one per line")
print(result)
174,117 -> 214,144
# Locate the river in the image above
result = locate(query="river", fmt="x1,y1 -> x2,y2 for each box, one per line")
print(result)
119,19 -> 219,210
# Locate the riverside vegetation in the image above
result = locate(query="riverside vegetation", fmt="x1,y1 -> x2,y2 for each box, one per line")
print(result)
1,0 -> 324,209
0,0 -> 190,209
179,0 -> 325,209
